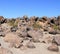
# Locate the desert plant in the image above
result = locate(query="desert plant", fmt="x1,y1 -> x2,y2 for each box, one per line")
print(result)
53,24 -> 58,30
33,22 -> 42,29
8,19 -> 17,27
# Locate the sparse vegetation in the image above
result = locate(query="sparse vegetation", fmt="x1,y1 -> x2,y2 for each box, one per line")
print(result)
8,19 -> 15,26
53,24 -> 58,30
33,22 -> 42,29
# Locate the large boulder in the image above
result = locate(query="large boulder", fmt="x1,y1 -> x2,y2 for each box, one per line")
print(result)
42,16 -> 48,21
49,30 -> 57,35
54,36 -> 60,45
19,31 -> 28,38
0,47 -> 13,54
16,30 -> 26,38
27,30 -> 43,42
50,18 -> 57,24
47,43 -> 59,52
43,36 -> 53,44
4,33 -> 23,48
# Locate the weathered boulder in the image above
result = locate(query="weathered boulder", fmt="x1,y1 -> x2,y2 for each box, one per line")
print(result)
42,16 -> 48,21
17,30 -> 28,38
48,28 -> 57,35
50,18 -> 57,24
0,47 -> 13,54
54,36 -> 60,45
30,16 -> 36,21
43,36 -> 53,44
26,41 -> 35,48
4,33 -> 23,48
47,43 -> 59,52
27,30 -> 43,42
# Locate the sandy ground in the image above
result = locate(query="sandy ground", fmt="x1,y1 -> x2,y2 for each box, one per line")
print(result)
0,36 -> 60,54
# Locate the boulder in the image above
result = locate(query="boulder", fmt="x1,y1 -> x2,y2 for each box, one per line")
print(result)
54,36 -> 60,45
0,16 -> 6,24
0,47 -> 13,54
42,16 -> 48,21
0,32 -> 5,37
49,30 -> 57,35
23,15 -> 28,22
27,30 -> 43,42
18,31 -> 28,38
47,43 -> 59,52
4,33 -> 23,48
10,27 -> 18,32
20,45 -> 27,50
0,28 -> 5,37
43,36 -> 53,44
26,42 -> 35,48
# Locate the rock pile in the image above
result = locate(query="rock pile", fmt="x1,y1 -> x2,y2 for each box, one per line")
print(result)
0,15 -> 60,53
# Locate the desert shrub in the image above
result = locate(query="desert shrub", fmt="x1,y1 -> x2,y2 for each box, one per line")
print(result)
33,22 -> 42,29
8,19 -> 18,27
8,19 -> 15,26
14,21 -> 19,27
53,24 -> 58,30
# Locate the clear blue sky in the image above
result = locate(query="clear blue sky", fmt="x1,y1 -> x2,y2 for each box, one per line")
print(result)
0,0 -> 60,18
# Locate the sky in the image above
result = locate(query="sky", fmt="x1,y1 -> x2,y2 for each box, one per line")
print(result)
0,0 -> 60,18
